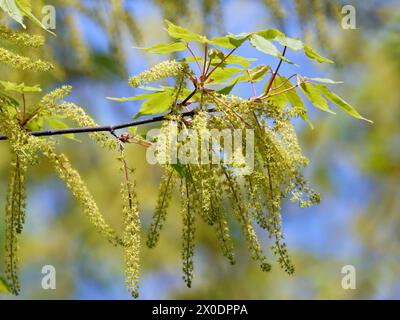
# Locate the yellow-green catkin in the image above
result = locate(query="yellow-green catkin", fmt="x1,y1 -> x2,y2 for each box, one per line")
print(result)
4,155 -> 28,295
0,47 -> 54,72
0,26 -> 45,47
181,179 -> 195,288
40,142 -> 122,246
146,166 -> 177,248
59,102 -> 117,150
129,60 -> 185,88
191,112 -> 213,224
222,167 -> 271,272
120,174 -> 141,298
210,172 -> 236,265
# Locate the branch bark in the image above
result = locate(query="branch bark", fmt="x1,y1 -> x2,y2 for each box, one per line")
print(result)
0,108 -> 216,141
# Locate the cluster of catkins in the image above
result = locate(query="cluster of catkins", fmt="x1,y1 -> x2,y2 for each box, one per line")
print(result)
0,24 -> 319,296
0,26 -> 140,297
136,60 -> 320,287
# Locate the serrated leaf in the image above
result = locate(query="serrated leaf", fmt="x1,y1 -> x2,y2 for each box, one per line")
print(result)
249,34 -> 293,64
0,81 -> 42,93
164,19 -> 207,43
304,77 -> 343,84
315,84 -> 373,123
300,82 -> 335,114
137,42 -> 187,54
304,45 -> 334,64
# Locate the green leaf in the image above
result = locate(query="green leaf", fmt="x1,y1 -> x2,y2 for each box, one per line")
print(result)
304,77 -> 343,84
164,19 -> 207,43
208,48 -> 225,60
277,77 -> 314,129
249,34 -> 293,64
231,65 -> 270,84
274,36 -> 303,51
248,65 -> 270,81
0,81 -> 42,93
171,162 -> 192,182
304,45 -> 334,64
256,28 -> 284,40
15,0 -> 55,35
267,76 -> 289,108
137,42 -> 187,54
224,56 -> 256,68
209,35 -> 248,49
0,0 -> 24,27
217,80 -> 238,95
315,84 -> 373,123
0,275 -> 11,294
133,90 -> 175,119
107,96 -> 139,102
300,82 -> 335,114
206,66 -> 242,84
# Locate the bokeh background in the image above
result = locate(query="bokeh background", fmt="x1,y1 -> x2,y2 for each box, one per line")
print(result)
0,0 -> 399,299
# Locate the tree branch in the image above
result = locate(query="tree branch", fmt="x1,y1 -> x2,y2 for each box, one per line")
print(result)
0,108 -> 216,141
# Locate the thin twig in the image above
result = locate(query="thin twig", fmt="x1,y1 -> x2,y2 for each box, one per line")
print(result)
186,43 -> 202,74
263,46 -> 287,96
204,48 -> 236,82
0,108 -> 216,141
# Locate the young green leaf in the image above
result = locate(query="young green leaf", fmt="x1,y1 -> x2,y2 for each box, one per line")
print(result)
164,19 -> 207,43
300,82 -> 335,114
315,84 -> 373,123
276,76 -> 314,129
304,45 -> 334,64
15,0 -> 56,35
256,28 -> 284,40
133,90 -> 175,119
0,0 -> 24,27
249,34 -> 293,64
274,36 -> 303,51
304,77 -> 343,84
217,80 -> 238,95
209,35 -> 247,49
137,42 -> 187,54
206,66 -> 242,84
0,81 -> 41,93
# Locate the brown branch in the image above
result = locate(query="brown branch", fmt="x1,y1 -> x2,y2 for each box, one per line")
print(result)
0,108 -> 216,141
